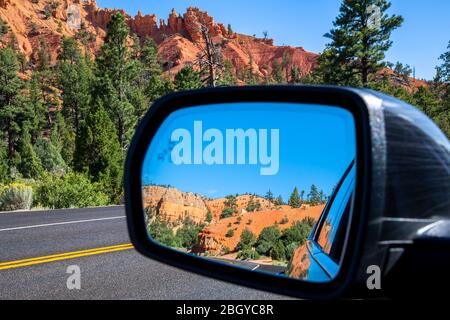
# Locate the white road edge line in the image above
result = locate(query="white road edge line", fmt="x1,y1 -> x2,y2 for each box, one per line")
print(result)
0,216 -> 126,232
251,264 -> 260,271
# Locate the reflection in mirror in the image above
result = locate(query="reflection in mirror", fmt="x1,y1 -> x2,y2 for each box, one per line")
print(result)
141,103 -> 356,283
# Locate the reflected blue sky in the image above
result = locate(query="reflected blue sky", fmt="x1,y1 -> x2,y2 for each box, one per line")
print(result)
142,103 -> 355,200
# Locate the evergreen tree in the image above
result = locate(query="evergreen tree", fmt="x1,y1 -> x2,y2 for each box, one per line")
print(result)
271,60 -> 285,83
290,66 -> 302,84
52,112 -> 76,166
174,66 -> 203,90
318,0 -> 403,86
95,13 -> 138,152
218,60 -> 237,86
206,211 -> 213,223
74,103 -> 123,202
436,41 -> 450,83
433,41 -> 450,138
58,37 -> 92,135
28,73 -> 47,142
308,184 -> 321,205
34,136 -> 66,174
227,24 -> 233,35
37,36 -> 51,71
274,195 -> 284,206
237,228 -> 257,251
0,141 -> 9,182
0,48 -> 32,163
393,62 -> 412,81
18,128 -> 43,179
288,187 -> 301,208
0,18 -> 9,41
265,189 -> 274,202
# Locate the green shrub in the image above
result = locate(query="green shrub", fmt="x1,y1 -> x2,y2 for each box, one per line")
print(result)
34,172 -> 109,209
285,242 -> 300,261
302,216 -> 316,228
237,228 -> 256,251
255,226 -> 281,255
256,241 -> 273,256
0,183 -> 33,211
175,218 -> 203,249
220,207 -> 234,219
279,216 -> 289,224
148,219 -> 177,247
270,241 -> 286,261
225,229 -> 234,238
281,221 -> 311,248
206,211 -> 213,223
245,197 -> 261,212
34,138 -> 66,174
237,248 -> 260,260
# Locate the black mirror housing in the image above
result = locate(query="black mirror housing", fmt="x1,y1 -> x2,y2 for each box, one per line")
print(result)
124,86 -> 450,299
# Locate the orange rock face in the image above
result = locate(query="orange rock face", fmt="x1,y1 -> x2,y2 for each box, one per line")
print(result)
206,195 -> 276,222
0,0 -> 11,9
287,242 -> 311,279
0,0 -> 318,82
142,186 -> 208,224
195,205 -> 325,255
1,1 -> 424,88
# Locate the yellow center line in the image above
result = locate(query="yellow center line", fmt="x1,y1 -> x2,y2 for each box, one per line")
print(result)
0,243 -> 134,271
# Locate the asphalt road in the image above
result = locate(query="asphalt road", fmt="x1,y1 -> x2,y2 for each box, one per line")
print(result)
0,206 -> 287,300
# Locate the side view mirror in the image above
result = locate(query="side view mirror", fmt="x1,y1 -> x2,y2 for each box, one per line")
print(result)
124,86 -> 450,299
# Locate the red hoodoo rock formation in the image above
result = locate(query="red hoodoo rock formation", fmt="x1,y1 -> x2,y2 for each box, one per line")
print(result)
142,186 -> 208,224
0,1 -> 424,88
0,0 -> 318,81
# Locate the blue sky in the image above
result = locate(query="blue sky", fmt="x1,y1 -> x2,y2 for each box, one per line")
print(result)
142,103 -> 356,201
97,0 -> 449,80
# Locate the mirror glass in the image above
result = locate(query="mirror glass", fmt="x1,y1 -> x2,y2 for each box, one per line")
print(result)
141,102 -> 356,283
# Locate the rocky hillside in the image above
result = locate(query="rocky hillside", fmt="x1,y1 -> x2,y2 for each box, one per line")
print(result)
142,185 -> 273,224
142,185 -> 209,224
206,194 -> 275,222
0,0 -> 318,80
142,184 -> 324,256
194,205 -> 324,255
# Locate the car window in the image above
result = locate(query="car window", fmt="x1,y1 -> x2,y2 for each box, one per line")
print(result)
315,164 -> 355,257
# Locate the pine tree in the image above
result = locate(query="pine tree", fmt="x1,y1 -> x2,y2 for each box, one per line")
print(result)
436,41 -> 450,83
28,73 -> 47,142
174,66 -> 203,90
227,24 -> 233,35
271,60 -> 285,84
218,60 -> 238,86
290,66 -> 302,84
52,112 -> 76,166
133,37 -> 170,119
274,195 -> 284,206
74,103 -> 123,202
58,37 -> 92,135
0,18 -> 9,41
308,184 -> 321,206
95,13 -> 138,152
288,187 -> 301,208
432,41 -> 450,138
265,189 -> 274,202
0,48 -> 32,162
18,128 -> 43,179
318,0 -> 403,86
37,36 -> 51,71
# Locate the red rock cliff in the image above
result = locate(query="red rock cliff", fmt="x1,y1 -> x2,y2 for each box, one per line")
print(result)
0,0 -> 318,82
